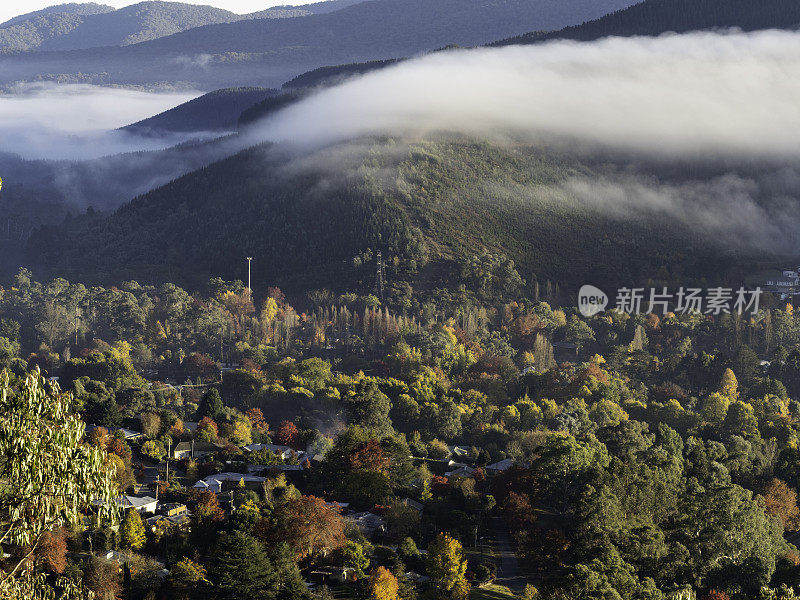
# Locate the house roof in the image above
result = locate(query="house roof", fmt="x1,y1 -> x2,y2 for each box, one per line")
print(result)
174,441 -> 222,453
193,472 -> 268,493
445,465 -> 475,478
243,443 -> 293,454
486,458 -> 515,471
115,495 -> 157,509
402,498 -> 424,511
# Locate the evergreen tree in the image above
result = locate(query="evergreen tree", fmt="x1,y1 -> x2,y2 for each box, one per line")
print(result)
210,531 -> 278,600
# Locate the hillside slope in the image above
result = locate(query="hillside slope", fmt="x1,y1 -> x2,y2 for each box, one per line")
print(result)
0,0 -> 367,53
0,1 -> 240,52
26,136 -> 760,295
124,87 -> 277,134
0,0 -> 641,89
493,0 -> 800,46
0,3 -> 112,28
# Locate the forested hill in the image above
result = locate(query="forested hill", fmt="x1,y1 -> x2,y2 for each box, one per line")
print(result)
0,0 -> 369,53
493,0 -> 800,47
124,87 -> 277,135
0,3 -> 112,28
0,1 -> 243,52
26,137 -> 751,297
0,0 -> 641,89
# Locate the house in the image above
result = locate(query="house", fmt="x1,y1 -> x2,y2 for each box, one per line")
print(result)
447,445 -> 470,458
445,462 -> 475,478
445,465 -> 475,478
113,495 -> 158,514
404,572 -> 431,584
243,443 -> 295,460
85,425 -> 143,441
117,428 -> 144,441
486,458 -> 515,473
173,441 -> 224,459
146,512 -> 191,530
401,498 -> 424,512
159,503 -> 188,517
350,512 -> 385,537
193,472 -> 267,494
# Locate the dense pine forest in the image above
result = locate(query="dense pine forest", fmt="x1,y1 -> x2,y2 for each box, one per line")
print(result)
493,0 -> 800,46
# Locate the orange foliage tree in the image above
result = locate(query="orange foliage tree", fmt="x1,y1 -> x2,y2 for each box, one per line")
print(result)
271,496 -> 346,560
763,478 -> 800,531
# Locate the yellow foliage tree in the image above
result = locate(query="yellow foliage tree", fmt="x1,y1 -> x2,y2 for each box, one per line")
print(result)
718,368 -> 739,400
120,509 -> 146,551
367,566 -> 399,600
426,533 -> 469,600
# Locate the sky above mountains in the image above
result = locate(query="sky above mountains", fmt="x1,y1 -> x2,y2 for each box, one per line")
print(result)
0,1 -> 317,23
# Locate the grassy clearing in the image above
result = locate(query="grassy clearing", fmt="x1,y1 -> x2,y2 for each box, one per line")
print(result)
470,583 -> 518,600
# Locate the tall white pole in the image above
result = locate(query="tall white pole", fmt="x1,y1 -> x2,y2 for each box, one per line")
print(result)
247,257 -> 253,296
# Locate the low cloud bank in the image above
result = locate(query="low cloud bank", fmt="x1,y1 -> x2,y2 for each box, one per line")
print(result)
0,83 -> 203,160
255,29 -> 800,158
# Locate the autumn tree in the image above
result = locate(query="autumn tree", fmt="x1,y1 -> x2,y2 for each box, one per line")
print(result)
427,533 -> 470,600
719,368 -> 739,400
763,478 -> 800,531
271,496 -> 346,560
35,528 -> 67,574
167,557 -> 208,600
120,508 -> 146,550
367,566 -> 400,600
85,556 -> 121,599
246,407 -> 269,434
196,416 -> 219,442
275,420 -> 300,449
350,439 -> 390,472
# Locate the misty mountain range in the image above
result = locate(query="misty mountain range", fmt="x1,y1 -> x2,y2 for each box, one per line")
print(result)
0,0 -> 365,52
0,0 -> 641,89
4,0 -> 800,292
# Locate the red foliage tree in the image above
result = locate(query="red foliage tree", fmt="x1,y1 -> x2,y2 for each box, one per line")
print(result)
269,496 -> 346,560
275,420 -> 300,449
36,528 -> 67,574
350,439 -> 390,472
502,492 -> 536,530
431,475 -> 450,495
245,408 -> 269,434
701,591 -> 731,600
184,353 -> 218,378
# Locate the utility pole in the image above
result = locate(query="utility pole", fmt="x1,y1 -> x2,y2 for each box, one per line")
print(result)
75,305 -> 79,347
246,257 -> 253,297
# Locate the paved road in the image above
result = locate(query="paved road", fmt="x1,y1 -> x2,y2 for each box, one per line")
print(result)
487,517 -> 528,594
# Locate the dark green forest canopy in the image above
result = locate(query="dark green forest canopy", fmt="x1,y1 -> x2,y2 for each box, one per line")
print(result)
26,136 -> 776,298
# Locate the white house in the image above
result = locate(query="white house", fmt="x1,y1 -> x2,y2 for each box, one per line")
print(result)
114,495 -> 158,514
193,472 -> 267,494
